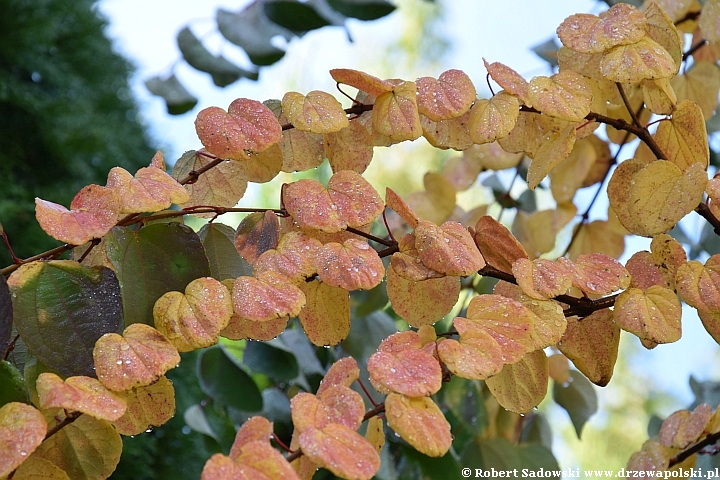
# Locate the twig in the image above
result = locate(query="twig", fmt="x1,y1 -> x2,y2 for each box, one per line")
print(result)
616,83 -> 642,129
668,431 -> 720,467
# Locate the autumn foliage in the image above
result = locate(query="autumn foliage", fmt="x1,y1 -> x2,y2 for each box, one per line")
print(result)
2,1 -> 720,478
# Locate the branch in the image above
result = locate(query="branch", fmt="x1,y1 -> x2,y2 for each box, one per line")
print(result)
683,38 -> 708,62
696,203 -> 720,236
668,431 -> 720,467
616,83 -> 641,129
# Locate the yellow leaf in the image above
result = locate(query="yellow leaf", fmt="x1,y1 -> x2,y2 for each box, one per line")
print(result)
0,403 -> 47,478
627,160 -> 706,236
106,165 -> 189,215
384,393 -> 452,457
172,150 -> 248,212
699,0 -> 720,42
655,99 -> 710,170
416,69 -> 476,121
365,417 -> 385,453
421,111 -> 474,151
528,71 -> 593,122
523,204 -> 577,256
558,309 -> 619,386
372,81 -> 422,142
614,286 -> 682,343
405,172 -> 457,225
600,36 -> 678,83
437,317 -> 504,380
298,281 -> 350,347
676,255 -> 720,313
483,59 -> 531,106
550,136 -> 597,203
485,349 -> 549,414
557,3 -> 646,54
414,220 -> 485,276
265,99 -> 325,173
113,376 -> 175,436
607,158 -> 648,234
671,61 -> 720,119
569,219 -> 625,261
282,91 -> 349,134
512,258 -> 573,300
640,78 -> 677,115
37,373 -> 126,422
233,143 -> 283,183
10,456 -> 70,480
468,92 -> 519,144
386,264 -> 460,327
644,2 -> 683,70
527,123 -> 577,190
464,142 -> 523,171
325,121 -> 374,174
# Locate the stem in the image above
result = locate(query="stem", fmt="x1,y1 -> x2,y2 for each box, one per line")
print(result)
696,203 -> 720,236
616,83 -> 641,129
668,431 -> 720,467
345,226 -> 395,247
45,411 -> 82,440
0,231 -> 22,265
683,38 -> 708,61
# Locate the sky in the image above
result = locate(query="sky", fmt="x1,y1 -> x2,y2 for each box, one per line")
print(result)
96,0 -> 720,468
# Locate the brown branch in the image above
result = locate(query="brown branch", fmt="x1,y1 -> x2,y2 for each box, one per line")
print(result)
345,226 -> 396,247
696,203 -> 720,236
45,411 -> 82,440
616,83 -> 641,129
683,38 -> 708,61
668,431 -> 720,467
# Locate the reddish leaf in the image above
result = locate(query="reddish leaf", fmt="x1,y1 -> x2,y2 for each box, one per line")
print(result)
559,253 -> 631,296
556,3 -> 646,54
0,402 -> 47,477
416,69 -> 476,121
512,258 -> 573,300
325,121 -> 374,175
437,317 -> 504,380
298,281 -> 350,346
35,185 -> 120,245
386,263 -> 460,327
484,59 -> 531,105
385,187 -> 420,229
327,170 -> 384,229
93,323 -> 180,391
230,417 -> 274,457
676,256 -> 720,313
626,251 -> 668,290
317,357 -> 360,395
315,239 -> 384,291
234,211 -> 281,265
415,221 -> 485,276
221,315 -> 288,341
232,272 -> 305,322
473,215 -> 528,274
329,68 -> 394,98
558,309 -> 619,386
233,440 -> 301,480
253,232 -> 322,284
660,404 -> 712,449
298,424 -> 380,480
37,373 -> 126,421
106,165 -> 189,215
113,376 -> 175,436
384,393 -> 452,457
195,98 -> 282,158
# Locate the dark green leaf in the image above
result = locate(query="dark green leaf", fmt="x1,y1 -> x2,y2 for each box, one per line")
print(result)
441,376 -> 486,436
216,6 -> 291,66
464,437 -> 561,471
184,404 -> 218,440
276,328 -> 325,376
0,274 -> 12,357
521,412 -> 553,450
202,400 -> 238,451
402,446 -> 462,480
10,261 -> 123,377
105,223 -> 210,327
0,360 -> 29,406
352,281 -> 389,317
553,370 -> 598,438
198,223 -> 253,281
264,1 -> 331,32
341,310 -> 397,361
145,75 -> 198,115
197,346 -> 263,411
531,38 -> 560,67
327,0 -> 396,20
176,27 -> 257,87
243,340 -> 299,382
516,189 -> 536,213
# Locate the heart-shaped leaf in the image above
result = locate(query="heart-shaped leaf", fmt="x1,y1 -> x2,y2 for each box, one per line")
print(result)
113,375 -> 175,436
513,258 -> 574,300
416,69 -> 476,122
558,309 -> 619,387
171,150 -> 249,211
415,220 -> 485,276
486,349 -> 549,413
315,239 -> 384,291
384,393 -> 452,457
528,71 -> 593,122
298,281 -> 350,346
557,3 -> 646,53
468,91 -> 520,144
0,402 -> 47,477
614,286 -> 682,344
37,373 -> 126,421
438,317 -> 504,380
106,165 -> 189,215
372,81 -> 422,142
234,211 -> 280,265
232,272 -> 305,321
483,59 -> 531,105
386,264 -> 460,327
299,424 -> 380,480
282,90 -> 349,134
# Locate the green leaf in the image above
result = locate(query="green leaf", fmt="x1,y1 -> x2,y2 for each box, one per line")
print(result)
0,360 -> 29,406
105,223 -> 210,327
145,75 -> 198,115
10,260 -> 123,377
352,281 -> 389,317
531,38 -> 560,67
521,413 -> 553,450
198,223 -> 253,281
176,27 -> 258,87
552,370 -> 598,438
216,6 -> 291,66
243,340 -> 299,382
402,446 -> 462,480
341,310 -> 397,361
441,376 -> 486,436
264,1 -> 331,32
276,328 -> 325,376
0,274 -> 12,357
197,346 -> 263,411
326,0 -> 396,20
463,437 -> 561,471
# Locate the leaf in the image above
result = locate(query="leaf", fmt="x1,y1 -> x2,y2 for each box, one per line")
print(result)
93,323 -> 180,391
483,59 -> 531,105
113,376 -> 175,436
0,361 -> 28,407
229,417 -> 273,456
556,3 -> 646,54
465,294 -> 536,364
298,424 -> 380,480
32,412 -> 122,480
105,223 -> 211,327
521,204 -> 577,257
416,69 -> 476,122
644,2 -> 683,69
699,0 -> 720,42
253,232 -> 321,284
153,277 -> 233,352
485,349 -> 549,414
231,440 -> 301,479
614,286 -> 682,344
421,110 -> 474,151
198,346 -> 262,411
298,281 -> 350,346
0,402 -> 47,477
282,91 -> 348,134
659,404 -> 712,449
607,158 -> 648,235
216,5 -> 291,67
243,341 -> 299,382
372,81 -> 422,142
144,74 -> 198,115
385,393 -> 452,457
317,357 -> 360,395
626,161 -> 706,237
0,275 -> 11,358
527,123 -> 577,190
558,309 -> 619,386
8,260 -> 123,377
198,223 -> 253,281
326,0 -> 395,21
106,165 -> 189,215
676,256 -> 720,313
600,37 -> 678,84
232,272 -> 305,321
641,78 -> 677,115
171,150 -> 249,212
562,253 -> 631,296
438,317 -> 504,380
386,264 -> 460,327
263,1 -> 331,32
386,187 -> 420,229
35,185 -> 119,245
36,373 -> 126,421
532,37 -> 560,67
325,120 -> 374,174
550,136 -> 597,203
553,371 -> 598,438
406,172 -> 457,225
655,99 -> 710,171
315,239 -> 384,291
234,211 -> 280,265
528,71 -> 593,122
473,215 -> 528,274
468,92 -> 520,144
195,98 -> 282,159
512,258 -> 573,300
10,456 -> 71,480
329,68 -> 394,98
671,61 -> 720,119
414,221 -> 485,276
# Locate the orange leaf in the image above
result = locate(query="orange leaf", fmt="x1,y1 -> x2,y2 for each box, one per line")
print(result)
329,68 -> 394,98
660,404 -> 712,449
232,272 -> 305,322
221,314 -> 288,341
317,357 -> 360,395
35,184 -> 120,245
367,331 -> 442,397
384,393 -> 452,457
556,3 -> 646,54
372,81 -> 422,142
233,440 -> 301,480
195,98 -> 282,158
230,417 -> 274,457
282,91 -> 349,134
614,286 -> 682,343
528,71 -> 593,122
253,232 -> 322,285
37,373 -> 126,421
390,242 -> 444,281
315,239 -> 384,291
386,264 -> 460,327
153,277 -> 233,352
468,92 -> 520,144
298,424 -> 380,480
415,220 -> 485,276
234,211 -> 281,265
0,402 -> 47,477
325,120 -> 374,174
558,309 -> 619,386
201,454 -> 254,480
93,323 -> 180,391
171,150 -> 248,212
386,187 -> 420,229
485,349 -> 549,413
512,258 -> 573,300
298,281 -> 350,346
318,385 -> 365,430
327,170 -> 385,228
437,317 -> 503,380
473,215 -> 528,274
560,253 -> 631,296
113,376 -> 175,436
106,165 -> 189,215
483,59 -> 530,105
416,69 -> 476,121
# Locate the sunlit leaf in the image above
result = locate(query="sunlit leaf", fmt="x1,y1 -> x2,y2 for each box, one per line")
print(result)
0,402 -> 47,478
232,272 -> 305,322
299,424 -> 380,480
386,187 -> 420,229
325,120 -> 374,174
386,264 -> 460,327
483,59 -> 531,105
671,61 -> 720,119
10,455 -> 71,480
473,215 -> 528,274
253,232 -> 321,284
37,373 -> 126,421
513,258 -> 573,300
384,393 -> 452,457
416,69 -> 476,122
561,253 -> 631,296
641,78 -> 677,115
527,123 -> 577,190
550,136 -> 597,203
93,323 -> 180,391
282,91 -> 349,134
556,4 -> 646,53
421,110 -> 474,151
613,286 -> 682,344
600,37 -> 678,84
676,255 -> 720,313
315,239 -> 384,291
522,204 -> 577,257
699,0 -> 720,42
438,317 -> 503,380
415,220 -> 485,276
298,281 -> 350,346
485,349 -> 549,414
607,158 -> 648,235
172,150 -> 249,212
659,404 -> 712,449
35,185 -> 119,246
372,81 -> 422,142
106,164 -> 189,215
329,68 -> 394,98
654,99 -> 710,171
528,71 -> 592,122
113,376 -> 175,436
232,143 -> 283,183
468,92 -> 519,145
